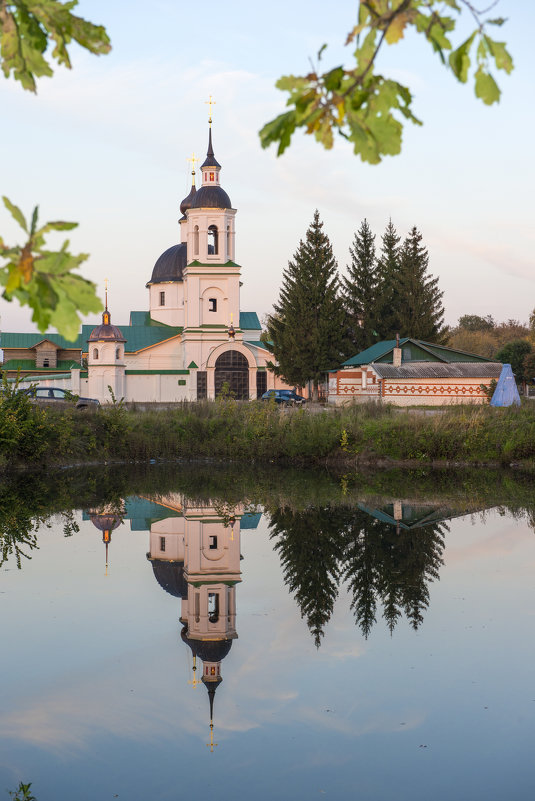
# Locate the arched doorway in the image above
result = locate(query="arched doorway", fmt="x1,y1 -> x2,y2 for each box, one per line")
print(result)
215,350 -> 249,400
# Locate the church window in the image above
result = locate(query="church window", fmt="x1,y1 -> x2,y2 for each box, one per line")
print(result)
227,225 -> 231,257
207,225 -> 218,255
159,291 -> 165,306
210,172 -> 214,182
209,535 -> 218,549
208,298 -> 217,312
193,225 -> 199,256
208,592 -> 220,623
160,536 -> 166,552
116,347 -> 120,359
197,371 -> 207,400
93,348 -> 99,360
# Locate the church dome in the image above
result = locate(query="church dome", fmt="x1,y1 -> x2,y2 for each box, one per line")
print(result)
180,180 -> 197,217
147,243 -> 187,285
180,628 -> 233,663
190,185 -> 232,210
151,559 -> 188,599
89,512 -> 123,532
88,308 -> 126,342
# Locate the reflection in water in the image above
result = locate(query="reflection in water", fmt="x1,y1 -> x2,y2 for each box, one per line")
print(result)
269,503 -> 451,642
88,502 -> 126,573
144,495 -> 250,750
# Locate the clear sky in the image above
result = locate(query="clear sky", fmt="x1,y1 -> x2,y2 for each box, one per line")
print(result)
1,0 -> 533,336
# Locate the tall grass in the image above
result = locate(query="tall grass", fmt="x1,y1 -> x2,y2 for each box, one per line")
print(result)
1,396 -> 535,469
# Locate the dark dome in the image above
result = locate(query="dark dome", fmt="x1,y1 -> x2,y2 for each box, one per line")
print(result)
180,182 -> 197,216
89,513 -> 123,532
88,309 -> 125,342
151,559 -> 188,599
88,324 -> 125,342
181,628 -> 233,663
190,185 -> 232,210
148,243 -> 187,285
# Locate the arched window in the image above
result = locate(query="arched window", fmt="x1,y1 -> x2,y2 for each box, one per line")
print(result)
93,348 -> 99,360
207,225 -> 218,255
226,225 -> 231,259
115,347 -> 120,359
193,225 -> 199,256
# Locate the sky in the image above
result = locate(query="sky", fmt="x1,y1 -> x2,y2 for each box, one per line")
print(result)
1,0 -> 534,336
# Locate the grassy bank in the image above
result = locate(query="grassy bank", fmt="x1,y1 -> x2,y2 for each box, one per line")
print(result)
2,388 -> 535,469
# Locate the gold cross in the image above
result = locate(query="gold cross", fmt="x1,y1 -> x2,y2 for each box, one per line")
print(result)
206,722 -> 218,752
205,95 -> 216,123
187,152 -> 198,172
188,656 -> 199,688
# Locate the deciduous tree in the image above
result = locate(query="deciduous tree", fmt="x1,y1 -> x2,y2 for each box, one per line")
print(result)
260,1 -> 513,163
0,0 -> 111,337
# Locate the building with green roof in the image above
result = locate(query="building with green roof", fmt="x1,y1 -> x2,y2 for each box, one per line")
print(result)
1,123 -> 290,403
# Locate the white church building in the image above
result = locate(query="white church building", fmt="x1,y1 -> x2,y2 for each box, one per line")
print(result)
2,123 -> 290,403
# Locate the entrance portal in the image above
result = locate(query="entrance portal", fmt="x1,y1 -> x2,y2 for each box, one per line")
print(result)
214,350 -> 249,400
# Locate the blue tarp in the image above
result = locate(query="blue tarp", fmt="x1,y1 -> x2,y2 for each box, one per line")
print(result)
490,363 -> 521,407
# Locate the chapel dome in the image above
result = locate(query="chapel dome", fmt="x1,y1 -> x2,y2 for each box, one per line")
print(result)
147,243 -> 187,285
190,185 -> 232,210
151,559 -> 188,599
180,182 -> 197,217
89,513 -> 123,532
88,309 -> 126,342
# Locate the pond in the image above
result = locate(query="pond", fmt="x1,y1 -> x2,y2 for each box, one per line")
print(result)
0,464 -> 534,801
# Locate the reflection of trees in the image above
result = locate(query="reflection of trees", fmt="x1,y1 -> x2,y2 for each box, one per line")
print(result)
269,506 -> 347,647
268,505 -> 447,643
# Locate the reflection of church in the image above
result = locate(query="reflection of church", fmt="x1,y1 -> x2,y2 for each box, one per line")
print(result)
147,499 -> 245,750
2,109 -> 291,402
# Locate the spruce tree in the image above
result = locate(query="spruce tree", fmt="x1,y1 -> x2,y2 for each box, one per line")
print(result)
374,219 -> 402,340
341,218 -> 378,356
397,226 -> 447,342
266,210 -> 346,400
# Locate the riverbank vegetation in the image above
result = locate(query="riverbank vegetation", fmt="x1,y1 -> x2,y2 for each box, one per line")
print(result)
2,382 -> 535,470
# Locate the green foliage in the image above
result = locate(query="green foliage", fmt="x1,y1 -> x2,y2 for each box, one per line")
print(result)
0,0 -> 111,93
0,196 -> 102,340
0,2 -> 110,337
266,210 -> 347,398
395,225 -> 446,342
458,314 -> 495,332
260,1 -> 513,162
0,375 -> 49,462
496,339 -> 533,382
7,782 -> 36,801
449,317 -> 530,360
341,218 -> 378,354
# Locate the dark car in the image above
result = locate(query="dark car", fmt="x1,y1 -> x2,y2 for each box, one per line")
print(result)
261,389 -> 306,406
21,386 -> 100,409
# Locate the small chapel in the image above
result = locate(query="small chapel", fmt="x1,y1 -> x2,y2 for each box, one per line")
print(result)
1,114 -> 288,403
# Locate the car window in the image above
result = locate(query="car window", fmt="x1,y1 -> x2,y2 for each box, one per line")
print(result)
36,388 -> 52,398
52,389 -> 66,399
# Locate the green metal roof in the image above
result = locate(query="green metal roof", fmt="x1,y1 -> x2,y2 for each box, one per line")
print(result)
0,332 -> 83,349
240,311 -> 261,331
343,339 -> 406,366
129,311 -> 175,328
343,338 -> 496,367
81,324 -> 182,353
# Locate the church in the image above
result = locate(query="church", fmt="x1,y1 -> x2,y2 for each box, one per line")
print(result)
1,120 -> 289,403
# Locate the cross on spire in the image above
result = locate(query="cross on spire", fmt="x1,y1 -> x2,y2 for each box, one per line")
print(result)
187,152 -> 198,172
205,95 -> 216,125
206,722 -> 218,753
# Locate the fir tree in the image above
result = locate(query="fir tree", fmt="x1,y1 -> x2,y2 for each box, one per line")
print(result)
374,219 -> 402,340
266,210 -> 346,400
341,218 -> 378,356
396,226 -> 447,342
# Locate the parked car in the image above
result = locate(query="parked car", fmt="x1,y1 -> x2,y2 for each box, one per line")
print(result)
261,389 -> 306,406
20,386 -> 100,410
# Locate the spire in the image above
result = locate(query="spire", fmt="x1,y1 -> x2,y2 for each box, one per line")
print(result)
103,279 -> 110,326
202,675 -> 222,752
202,95 -> 221,170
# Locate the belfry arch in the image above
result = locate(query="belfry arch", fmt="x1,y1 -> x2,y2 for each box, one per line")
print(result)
214,350 -> 249,399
